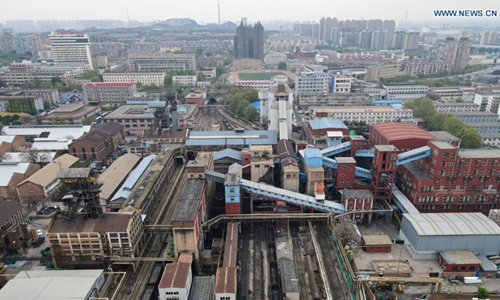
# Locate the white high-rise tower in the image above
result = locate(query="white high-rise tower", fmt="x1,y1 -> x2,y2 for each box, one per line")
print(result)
49,31 -> 93,68
260,75 -> 293,140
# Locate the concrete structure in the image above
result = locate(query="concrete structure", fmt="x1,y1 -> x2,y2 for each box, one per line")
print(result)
102,105 -> 154,129
480,30 -> 497,45
0,95 -> 44,114
158,262 -> 193,300
474,93 -> 500,114
304,118 -> 348,148
329,73 -> 352,93
436,37 -> 471,69
399,212 -> 500,260
398,140 -> 500,214
213,149 -> 242,175
437,250 -> 481,274
91,55 -> 108,68
83,82 -> 137,106
230,59 -> 262,71
42,103 -> 100,124
186,130 -> 277,152
102,72 -> 166,86
362,235 -> 393,253
449,111 -> 498,123
185,91 -> 204,106
173,75 -> 197,87
20,89 -> 59,105
16,154 -> 79,204
370,123 -> 436,151
341,189 -> 374,220
200,67 -> 216,80
383,85 -> 428,100
250,145 -> 274,184
234,22 -> 264,59
264,52 -> 287,67
188,276 -> 214,300
49,31 -> 93,68
313,106 -> 413,125
427,131 -> 461,148
49,207 -> 145,267
295,72 -> 329,96
128,53 -> 196,72
480,132 -> 500,147
297,93 -> 371,108
403,60 -> 451,76
214,267 -> 237,300
366,61 -> 405,82
466,122 -> 500,133
0,62 -> 91,86
0,270 -> 105,300
277,140 -> 299,193
261,80 -> 294,140
434,102 -> 480,113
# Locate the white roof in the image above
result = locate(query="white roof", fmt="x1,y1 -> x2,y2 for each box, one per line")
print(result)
403,212 -> 500,236
0,163 -> 30,186
32,139 -> 72,151
2,152 -> 56,163
0,135 -> 16,143
0,270 -> 103,300
1,125 -> 91,140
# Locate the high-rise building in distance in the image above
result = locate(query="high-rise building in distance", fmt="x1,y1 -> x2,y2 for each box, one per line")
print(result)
234,22 -> 264,59
437,37 -> 471,69
49,31 -> 93,68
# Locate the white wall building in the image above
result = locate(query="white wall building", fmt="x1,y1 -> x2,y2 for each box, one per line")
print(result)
49,32 -> 93,68
312,105 -> 414,125
102,72 -> 166,86
434,102 -> 480,113
474,93 -> 500,114
329,73 -> 352,93
158,263 -> 192,300
260,75 -> 293,140
264,52 -> 287,67
172,75 -> 197,87
295,72 -> 329,96
383,85 -> 428,100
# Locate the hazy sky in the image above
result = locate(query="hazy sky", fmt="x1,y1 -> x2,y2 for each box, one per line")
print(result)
1,0 -> 499,23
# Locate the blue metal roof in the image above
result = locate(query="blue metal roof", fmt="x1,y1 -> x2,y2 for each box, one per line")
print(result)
304,148 -> 323,159
111,154 -> 156,202
251,101 -> 260,110
213,149 -> 242,161
371,99 -> 403,104
308,118 -> 347,130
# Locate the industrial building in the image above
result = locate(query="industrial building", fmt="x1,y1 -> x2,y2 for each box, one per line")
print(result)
259,78 -> 294,140
399,212 -> 500,260
304,118 -> 348,148
369,123 -> 436,151
313,106 -> 413,125
158,262 -> 193,300
83,82 -> 137,106
186,129 -> 278,152
42,103 -> 101,125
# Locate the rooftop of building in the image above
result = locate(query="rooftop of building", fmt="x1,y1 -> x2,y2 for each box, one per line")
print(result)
362,234 -> 392,246
93,212 -> 131,233
75,129 -> 110,146
94,121 -> 124,135
188,276 -> 214,300
438,250 -> 482,265
187,160 -> 207,168
57,168 -> 91,179
99,154 -> 141,202
172,179 -> 205,222
308,118 -> 348,130
213,148 -> 242,161
0,162 -> 31,186
335,157 -> 356,163
372,123 -> 436,142
374,145 -> 399,152
0,270 -> 104,300
83,82 -> 135,87
342,189 -> 374,199
403,212 -> 500,236
111,155 -> 156,202
303,147 -> 323,159
0,199 -> 22,225
50,209 -> 136,234
312,106 -> 413,113
214,267 -> 237,294
465,122 -> 500,127
186,130 -> 278,146
429,140 -> 457,150
277,139 -> 296,159
103,105 -> 155,119
278,258 -> 300,293
458,149 -> 500,159
434,102 -> 479,106
52,103 -> 85,113
428,131 -> 461,143
1,125 -> 91,140
404,162 -> 434,180
19,154 -> 78,188
479,132 -> 500,138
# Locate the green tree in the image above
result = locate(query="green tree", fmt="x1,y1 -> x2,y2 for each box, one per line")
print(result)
136,82 -> 143,88
278,62 -> 287,70
456,98 -> 464,103
197,72 -> 206,82
457,126 -> 483,148
53,117 -> 67,125
164,74 -> 173,86
403,98 -> 436,120
51,76 -> 63,86
33,77 -> 43,88
477,287 -> 490,299
216,66 -> 225,77
79,69 -> 100,79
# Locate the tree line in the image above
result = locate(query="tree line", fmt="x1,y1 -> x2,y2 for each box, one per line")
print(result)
226,88 -> 259,121
403,98 -> 483,148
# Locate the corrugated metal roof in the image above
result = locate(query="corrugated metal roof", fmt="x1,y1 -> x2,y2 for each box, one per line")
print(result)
99,154 -> 141,202
188,276 -> 214,300
18,154 -> 79,188
0,163 -> 30,186
0,270 -> 103,300
158,263 -> 191,289
110,154 -> 156,202
308,118 -> 348,130
213,149 -> 242,161
215,267 -> 237,294
403,213 -> 500,236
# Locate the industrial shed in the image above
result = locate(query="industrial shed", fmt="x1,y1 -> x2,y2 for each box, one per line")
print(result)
399,212 -> 500,260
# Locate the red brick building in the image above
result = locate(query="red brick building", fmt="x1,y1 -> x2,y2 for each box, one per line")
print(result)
369,123 -> 436,151
334,158 -> 356,194
361,235 -> 392,253
68,122 -> 124,161
184,91 -> 204,106
305,118 -> 348,147
438,250 -> 481,274
397,140 -> 500,214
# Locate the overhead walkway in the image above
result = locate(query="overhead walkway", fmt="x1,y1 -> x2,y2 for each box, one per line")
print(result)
391,185 -> 420,214
240,179 -> 345,214
322,157 -> 338,169
354,167 -> 372,179
396,146 -> 431,166
320,142 -> 351,157
205,170 -> 225,183
202,213 -> 330,228
355,149 -> 375,157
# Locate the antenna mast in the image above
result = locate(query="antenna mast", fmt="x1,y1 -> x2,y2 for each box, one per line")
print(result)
218,0 -> 221,25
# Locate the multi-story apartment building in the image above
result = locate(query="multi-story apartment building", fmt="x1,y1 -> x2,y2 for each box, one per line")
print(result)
428,87 -> 465,101
384,85 -> 428,100
27,32 -> 46,58
200,67 -> 216,80
329,73 -> 352,93
366,61 -> 405,82
313,105 -> 413,125
230,59 -> 262,71
172,75 -> 197,87
49,31 -> 93,68
102,105 -> 154,128
102,72 -> 166,86
83,82 -> 137,105
264,52 -> 287,67
0,96 -> 44,114
403,60 -> 451,76
21,89 -> 59,105
234,22 -> 264,59
128,53 -> 196,72
434,102 -> 480,113
298,93 -> 371,109
465,122 -> 500,133
436,37 -> 471,69
449,111 -> 498,123
0,62 -> 91,86
474,94 -> 500,114
480,30 -> 497,45
398,140 -> 500,214
295,72 -> 329,96
392,31 -> 420,50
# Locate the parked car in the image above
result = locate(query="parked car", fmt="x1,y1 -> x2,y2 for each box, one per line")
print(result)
36,229 -> 43,238
32,237 -> 45,248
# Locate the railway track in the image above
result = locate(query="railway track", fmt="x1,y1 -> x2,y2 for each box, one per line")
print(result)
290,223 -> 311,300
115,164 -> 186,300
